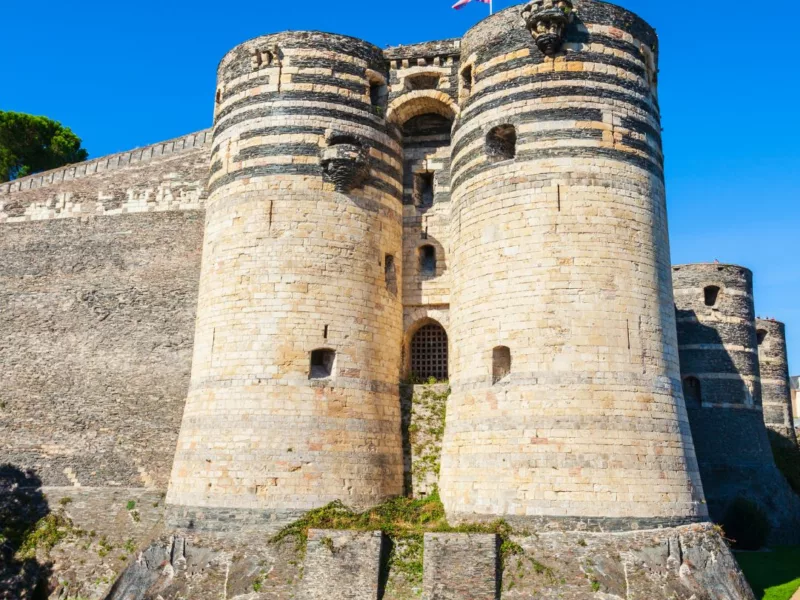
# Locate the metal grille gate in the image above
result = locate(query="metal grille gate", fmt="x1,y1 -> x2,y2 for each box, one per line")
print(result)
410,323 -> 449,381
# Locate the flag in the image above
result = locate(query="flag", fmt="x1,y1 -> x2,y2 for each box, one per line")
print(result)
452,0 -> 490,10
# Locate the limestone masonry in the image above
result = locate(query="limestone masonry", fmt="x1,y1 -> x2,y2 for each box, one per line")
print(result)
0,0 -> 795,597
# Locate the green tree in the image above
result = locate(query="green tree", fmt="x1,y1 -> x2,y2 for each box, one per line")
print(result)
0,111 -> 88,182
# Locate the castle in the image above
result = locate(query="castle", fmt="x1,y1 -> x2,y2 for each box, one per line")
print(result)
0,0 -> 797,597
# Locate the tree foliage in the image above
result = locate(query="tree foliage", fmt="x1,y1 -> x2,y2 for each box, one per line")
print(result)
0,111 -> 88,183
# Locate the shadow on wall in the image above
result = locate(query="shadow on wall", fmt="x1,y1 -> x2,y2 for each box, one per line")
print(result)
676,308 -> 800,546
675,307 -> 757,408
0,465 -> 52,599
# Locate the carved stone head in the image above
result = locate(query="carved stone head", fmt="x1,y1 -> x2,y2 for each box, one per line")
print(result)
521,0 -> 575,56
320,132 -> 371,193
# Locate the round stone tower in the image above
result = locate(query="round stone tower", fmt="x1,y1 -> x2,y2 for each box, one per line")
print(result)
756,318 -> 797,446
440,0 -> 707,527
673,265 -> 761,409
167,32 -> 405,526
673,263 -> 800,542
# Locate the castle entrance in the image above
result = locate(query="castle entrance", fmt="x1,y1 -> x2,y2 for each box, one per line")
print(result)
410,323 -> 449,381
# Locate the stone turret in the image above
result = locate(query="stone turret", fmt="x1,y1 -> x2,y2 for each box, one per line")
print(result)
672,263 -> 800,544
166,32 -> 405,528
438,0 -> 706,529
756,318 -> 797,446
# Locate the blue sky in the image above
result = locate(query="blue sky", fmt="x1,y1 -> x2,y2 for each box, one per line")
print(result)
2,0 -> 798,370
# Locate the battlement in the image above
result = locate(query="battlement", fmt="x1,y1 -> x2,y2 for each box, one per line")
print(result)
0,130 -> 211,197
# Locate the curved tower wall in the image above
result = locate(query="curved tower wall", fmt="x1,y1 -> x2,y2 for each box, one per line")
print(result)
439,0 -> 706,527
673,264 -> 800,541
673,265 -> 761,408
756,318 -> 797,445
167,32 -> 405,524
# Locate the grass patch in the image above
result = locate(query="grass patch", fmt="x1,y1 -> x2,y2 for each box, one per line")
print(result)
16,512 -> 74,560
270,489 -> 542,583
736,547 -> 800,600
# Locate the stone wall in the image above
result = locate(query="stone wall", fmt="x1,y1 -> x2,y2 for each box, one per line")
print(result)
439,0 -> 706,527
0,211 -> 203,489
0,131 -> 210,223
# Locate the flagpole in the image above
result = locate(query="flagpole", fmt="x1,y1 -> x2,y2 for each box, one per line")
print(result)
490,0 -> 493,14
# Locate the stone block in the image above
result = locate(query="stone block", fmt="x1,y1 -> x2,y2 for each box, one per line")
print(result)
300,529 -> 386,600
423,533 -> 498,600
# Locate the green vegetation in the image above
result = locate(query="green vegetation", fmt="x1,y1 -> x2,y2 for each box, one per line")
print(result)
723,498 -> 771,550
271,488 -> 550,587
0,111 -> 88,182
736,547 -> 800,600
320,536 -> 335,554
126,500 -> 136,511
409,384 -> 449,484
97,536 -> 114,558
404,375 -> 447,386
768,431 -> 800,497
16,512 -> 74,560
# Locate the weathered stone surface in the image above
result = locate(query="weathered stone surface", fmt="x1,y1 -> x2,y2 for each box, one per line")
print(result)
423,533 -> 498,600
300,530 -> 386,600
503,524 -> 754,600
95,523 -> 753,600
0,212 -> 203,489
0,131 -> 209,222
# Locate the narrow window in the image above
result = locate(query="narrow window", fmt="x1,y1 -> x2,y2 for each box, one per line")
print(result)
492,346 -> 511,384
414,172 -> 435,208
757,329 -> 768,345
486,125 -> 517,162
309,349 -> 335,379
328,133 -> 361,148
419,245 -> 436,277
385,254 -> 397,295
704,285 -> 720,307
366,70 -> 388,114
216,89 -> 222,104
252,48 -> 274,70
683,376 -> 702,407
370,83 -> 383,107
461,65 -> 473,95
